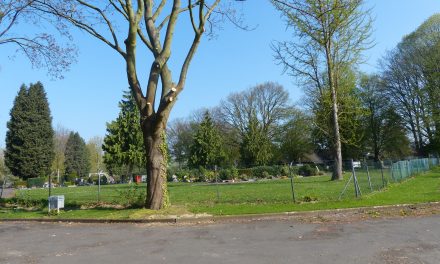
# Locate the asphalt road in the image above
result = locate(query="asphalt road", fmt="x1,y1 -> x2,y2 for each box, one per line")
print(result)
0,215 -> 439,264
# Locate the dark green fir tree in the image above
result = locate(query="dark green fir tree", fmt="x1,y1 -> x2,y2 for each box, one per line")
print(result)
188,111 -> 225,169
240,116 -> 273,167
5,82 -> 54,179
102,89 -> 145,178
64,132 -> 91,179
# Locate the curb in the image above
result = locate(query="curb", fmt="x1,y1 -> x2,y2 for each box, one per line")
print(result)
1,202 -> 439,225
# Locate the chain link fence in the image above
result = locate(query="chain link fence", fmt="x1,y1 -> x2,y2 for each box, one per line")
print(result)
5,157 -> 440,208
339,158 -> 440,199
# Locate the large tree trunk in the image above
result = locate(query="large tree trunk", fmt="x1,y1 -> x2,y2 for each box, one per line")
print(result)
330,86 -> 343,180
142,121 -> 169,210
325,42 -> 343,181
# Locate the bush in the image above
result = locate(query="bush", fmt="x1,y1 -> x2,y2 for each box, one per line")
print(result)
238,174 -> 249,181
171,169 -> 192,182
27,177 -> 45,188
237,168 -> 253,177
15,193 -> 46,208
262,171 -> 270,179
196,167 -> 215,182
219,167 -> 239,181
251,166 -> 283,178
116,184 -> 145,208
298,164 -> 318,177
14,180 -> 27,188
281,166 -> 290,176
169,167 -> 218,182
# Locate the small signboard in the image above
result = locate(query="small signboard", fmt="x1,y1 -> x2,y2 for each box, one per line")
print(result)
48,195 -> 65,213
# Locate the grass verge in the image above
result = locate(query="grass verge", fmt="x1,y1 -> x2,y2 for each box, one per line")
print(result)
0,167 -> 439,219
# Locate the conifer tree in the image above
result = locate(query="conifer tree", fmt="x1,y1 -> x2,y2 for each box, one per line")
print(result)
102,90 -> 145,178
5,82 -> 54,179
64,132 -> 90,178
189,112 -> 225,169
240,116 -> 273,167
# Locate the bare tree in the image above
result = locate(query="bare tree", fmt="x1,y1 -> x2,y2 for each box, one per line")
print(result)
27,0 -> 244,209
0,0 -> 75,78
219,82 -> 289,139
167,118 -> 196,167
87,136 -> 104,173
271,0 -> 373,180
52,124 -> 71,180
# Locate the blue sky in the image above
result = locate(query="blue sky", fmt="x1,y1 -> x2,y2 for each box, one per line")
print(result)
1,0 -> 439,148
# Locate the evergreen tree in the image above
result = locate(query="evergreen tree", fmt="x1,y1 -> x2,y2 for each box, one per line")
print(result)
278,109 -> 314,163
102,90 -> 145,178
64,132 -> 90,178
188,112 -> 225,169
240,116 -> 273,167
5,83 -> 54,179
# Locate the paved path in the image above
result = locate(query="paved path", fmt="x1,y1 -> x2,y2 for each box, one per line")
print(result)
1,215 -> 439,264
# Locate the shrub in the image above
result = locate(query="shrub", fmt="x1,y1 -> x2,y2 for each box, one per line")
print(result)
219,167 -> 239,181
262,171 -> 270,179
298,164 -> 318,177
116,184 -> 145,208
27,177 -> 45,188
64,181 -> 74,186
196,167 -> 215,182
238,174 -> 249,181
237,168 -> 253,177
172,169 -> 192,182
14,180 -> 27,188
251,166 -> 283,178
281,166 -> 290,176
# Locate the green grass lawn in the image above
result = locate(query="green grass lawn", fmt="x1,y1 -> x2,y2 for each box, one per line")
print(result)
1,167 -> 439,219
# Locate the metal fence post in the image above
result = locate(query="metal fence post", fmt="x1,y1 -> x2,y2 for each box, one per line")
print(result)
49,173 -> 52,198
215,165 -> 220,201
380,160 -> 386,188
365,159 -> 372,192
289,163 -> 296,203
351,160 -> 361,198
399,162 -> 403,181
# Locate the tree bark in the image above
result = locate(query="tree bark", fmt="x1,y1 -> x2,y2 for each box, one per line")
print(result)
325,42 -> 343,181
142,121 -> 169,210
330,85 -> 343,180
